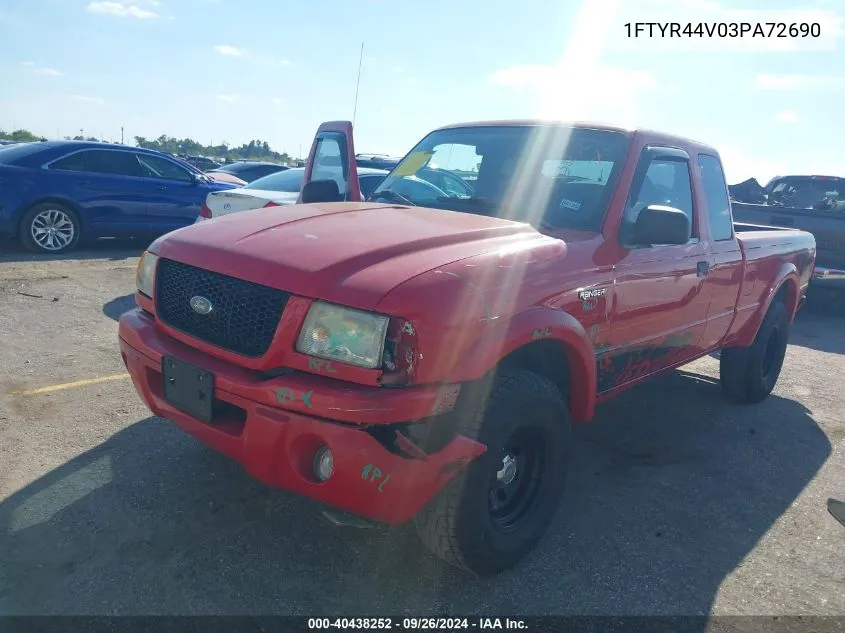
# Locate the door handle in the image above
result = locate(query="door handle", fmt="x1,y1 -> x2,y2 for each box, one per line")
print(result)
697,261 -> 710,277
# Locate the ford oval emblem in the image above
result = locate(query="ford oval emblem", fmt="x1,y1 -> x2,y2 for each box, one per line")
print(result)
190,295 -> 213,315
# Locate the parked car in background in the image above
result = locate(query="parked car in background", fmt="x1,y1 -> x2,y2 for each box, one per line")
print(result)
0,140 -> 236,253
207,160 -> 289,183
204,171 -> 247,187
178,155 -> 223,171
199,166 -> 388,220
731,175 -> 845,290
355,153 -> 402,170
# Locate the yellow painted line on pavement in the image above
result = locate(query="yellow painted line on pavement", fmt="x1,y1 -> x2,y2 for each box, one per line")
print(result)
11,373 -> 131,396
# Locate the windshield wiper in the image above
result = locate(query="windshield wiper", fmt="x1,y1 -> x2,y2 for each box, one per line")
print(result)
370,190 -> 416,206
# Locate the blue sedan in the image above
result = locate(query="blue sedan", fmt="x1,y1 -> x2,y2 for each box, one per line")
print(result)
0,140 -> 237,253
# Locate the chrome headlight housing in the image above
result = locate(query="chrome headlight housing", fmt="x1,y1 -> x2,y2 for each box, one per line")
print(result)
296,301 -> 389,369
136,251 -> 159,298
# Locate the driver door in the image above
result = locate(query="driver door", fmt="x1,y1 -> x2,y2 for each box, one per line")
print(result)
299,121 -> 361,203
601,146 -> 711,394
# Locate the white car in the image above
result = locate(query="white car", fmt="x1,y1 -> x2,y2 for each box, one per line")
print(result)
198,166 -> 389,220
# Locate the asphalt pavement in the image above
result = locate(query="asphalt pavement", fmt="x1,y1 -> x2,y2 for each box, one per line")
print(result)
1,241 -> 844,616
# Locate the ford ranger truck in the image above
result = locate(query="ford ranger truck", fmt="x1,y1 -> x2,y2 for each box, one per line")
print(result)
119,120 -> 816,576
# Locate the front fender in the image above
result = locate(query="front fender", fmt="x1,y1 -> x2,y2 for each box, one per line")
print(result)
443,307 -> 596,422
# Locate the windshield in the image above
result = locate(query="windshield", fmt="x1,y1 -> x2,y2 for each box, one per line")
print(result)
245,168 -> 304,192
370,125 -> 629,231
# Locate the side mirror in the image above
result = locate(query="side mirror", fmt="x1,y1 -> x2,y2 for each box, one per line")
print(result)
301,179 -> 342,204
632,204 -> 691,245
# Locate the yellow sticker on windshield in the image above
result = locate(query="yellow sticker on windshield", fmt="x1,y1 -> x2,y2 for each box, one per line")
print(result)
392,151 -> 433,177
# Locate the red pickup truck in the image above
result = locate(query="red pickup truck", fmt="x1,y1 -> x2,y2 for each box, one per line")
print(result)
119,120 -> 816,576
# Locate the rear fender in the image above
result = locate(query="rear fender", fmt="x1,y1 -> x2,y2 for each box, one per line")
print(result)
443,307 -> 596,422
731,262 -> 800,347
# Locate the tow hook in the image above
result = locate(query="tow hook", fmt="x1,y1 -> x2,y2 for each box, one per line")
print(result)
322,509 -> 375,529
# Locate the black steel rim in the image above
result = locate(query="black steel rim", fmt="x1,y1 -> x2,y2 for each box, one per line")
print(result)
487,426 -> 547,534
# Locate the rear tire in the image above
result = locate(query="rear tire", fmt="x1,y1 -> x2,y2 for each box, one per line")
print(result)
413,369 -> 571,576
720,299 -> 789,404
19,202 -> 81,254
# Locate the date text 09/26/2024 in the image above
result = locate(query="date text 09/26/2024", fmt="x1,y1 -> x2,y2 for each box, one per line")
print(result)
307,618 -> 527,630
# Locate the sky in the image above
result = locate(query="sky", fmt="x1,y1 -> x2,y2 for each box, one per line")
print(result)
0,0 -> 843,183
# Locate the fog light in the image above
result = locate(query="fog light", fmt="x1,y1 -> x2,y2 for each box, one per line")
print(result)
313,446 -> 334,482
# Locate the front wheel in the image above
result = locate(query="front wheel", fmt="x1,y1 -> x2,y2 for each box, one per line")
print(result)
720,299 -> 789,404
19,202 -> 81,254
413,369 -> 571,576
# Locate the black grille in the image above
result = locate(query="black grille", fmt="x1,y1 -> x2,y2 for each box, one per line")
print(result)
155,258 -> 289,357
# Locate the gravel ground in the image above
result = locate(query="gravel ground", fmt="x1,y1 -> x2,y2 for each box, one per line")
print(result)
1,242 -> 844,617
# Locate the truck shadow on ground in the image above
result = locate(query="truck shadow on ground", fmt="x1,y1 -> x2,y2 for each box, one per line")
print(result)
0,370 -> 830,616
102,294 -> 137,322
0,238 -> 148,264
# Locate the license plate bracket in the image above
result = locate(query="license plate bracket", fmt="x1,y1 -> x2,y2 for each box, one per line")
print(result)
162,356 -> 214,423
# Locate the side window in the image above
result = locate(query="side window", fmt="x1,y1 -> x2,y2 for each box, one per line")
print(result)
698,154 -> 733,241
50,151 -> 89,172
135,154 -> 193,182
312,134 -> 348,196
84,150 -> 144,177
629,158 -> 695,237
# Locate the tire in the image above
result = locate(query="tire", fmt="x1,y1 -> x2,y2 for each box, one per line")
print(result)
720,299 -> 789,404
19,202 -> 81,254
413,369 -> 571,576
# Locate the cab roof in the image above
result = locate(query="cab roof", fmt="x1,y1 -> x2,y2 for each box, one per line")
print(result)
432,120 -> 720,158
434,119 -> 635,134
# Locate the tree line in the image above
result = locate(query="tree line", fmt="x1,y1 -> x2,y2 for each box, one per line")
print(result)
0,128 -> 293,164
134,135 -> 292,164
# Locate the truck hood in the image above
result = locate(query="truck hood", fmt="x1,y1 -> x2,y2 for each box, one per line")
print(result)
151,202 -> 544,309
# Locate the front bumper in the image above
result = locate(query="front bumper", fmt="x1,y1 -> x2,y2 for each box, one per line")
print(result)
118,308 -> 485,525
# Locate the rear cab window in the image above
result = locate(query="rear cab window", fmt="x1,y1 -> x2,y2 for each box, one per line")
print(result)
698,154 -> 733,241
